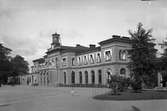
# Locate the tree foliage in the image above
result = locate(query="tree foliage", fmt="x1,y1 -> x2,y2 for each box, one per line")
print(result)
128,23 -> 157,90
0,44 -> 29,85
11,55 -> 29,76
0,44 -> 12,84
159,41 -> 167,87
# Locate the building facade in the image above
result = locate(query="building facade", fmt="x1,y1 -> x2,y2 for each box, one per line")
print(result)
30,33 -> 131,87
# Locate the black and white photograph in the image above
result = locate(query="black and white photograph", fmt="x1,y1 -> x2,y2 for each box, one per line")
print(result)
0,0 -> 167,111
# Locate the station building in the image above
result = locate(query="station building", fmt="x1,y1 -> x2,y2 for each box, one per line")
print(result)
30,33 -> 131,86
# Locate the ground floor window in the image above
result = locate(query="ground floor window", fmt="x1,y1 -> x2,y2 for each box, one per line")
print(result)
64,72 -> 66,84
107,69 -> 112,83
120,68 -> 126,75
98,70 -> 102,84
85,71 -> 88,84
71,71 -> 75,84
47,73 -> 49,84
91,70 -> 95,84
79,71 -> 82,84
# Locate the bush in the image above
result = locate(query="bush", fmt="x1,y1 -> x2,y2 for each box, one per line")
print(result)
118,77 -> 131,92
108,75 -> 130,94
131,79 -> 142,92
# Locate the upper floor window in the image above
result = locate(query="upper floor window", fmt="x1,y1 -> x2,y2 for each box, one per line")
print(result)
62,57 -> 67,66
119,50 -> 126,61
64,72 -> 66,84
55,58 -> 58,66
78,56 -> 82,65
120,68 -> 126,75
72,57 -> 75,66
84,55 -> 88,65
89,54 -> 94,64
96,53 -> 101,63
104,49 -> 112,61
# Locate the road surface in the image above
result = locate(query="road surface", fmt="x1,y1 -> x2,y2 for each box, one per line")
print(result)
0,86 -> 167,111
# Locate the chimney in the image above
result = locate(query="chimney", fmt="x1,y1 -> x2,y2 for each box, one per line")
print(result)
112,35 -> 120,38
76,44 -> 81,47
89,44 -> 96,49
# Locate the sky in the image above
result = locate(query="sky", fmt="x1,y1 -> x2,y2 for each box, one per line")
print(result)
0,0 -> 167,67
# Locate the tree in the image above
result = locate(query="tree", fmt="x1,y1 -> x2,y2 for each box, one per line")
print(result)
159,40 -> 167,87
10,55 -> 29,84
128,23 -> 157,91
0,44 -> 12,85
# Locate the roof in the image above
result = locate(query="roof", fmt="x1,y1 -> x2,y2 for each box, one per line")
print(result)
77,46 -> 101,55
99,35 -> 131,45
46,45 -> 89,54
33,58 -> 45,64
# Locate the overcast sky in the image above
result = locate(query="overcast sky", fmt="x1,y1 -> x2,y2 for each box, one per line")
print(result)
0,0 -> 167,66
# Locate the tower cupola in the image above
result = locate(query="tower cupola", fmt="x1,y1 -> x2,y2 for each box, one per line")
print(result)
51,32 -> 61,47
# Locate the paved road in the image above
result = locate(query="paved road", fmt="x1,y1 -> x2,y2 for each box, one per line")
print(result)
0,86 -> 167,111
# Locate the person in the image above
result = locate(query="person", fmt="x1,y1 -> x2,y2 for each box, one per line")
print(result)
71,87 -> 75,96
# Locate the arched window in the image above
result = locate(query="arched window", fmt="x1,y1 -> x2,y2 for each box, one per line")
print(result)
47,72 -> 49,84
71,71 -> 75,84
104,49 -> 112,61
40,72 -> 42,85
120,68 -> 126,75
91,70 -> 95,84
85,71 -> 88,84
96,53 -> 101,63
98,70 -> 102,84
64,72 -> 66,84
72,58 -> 75,66
107,69 -> 112,83
79,71 -> 82,84
55,57 -> 58,67
78,57 -> 81,65
43,73 -> 46,85
90,54 -> 94,64
119,50 -> 126,60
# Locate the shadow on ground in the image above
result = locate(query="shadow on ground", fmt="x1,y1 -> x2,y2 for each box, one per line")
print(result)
93,90 -> 167,101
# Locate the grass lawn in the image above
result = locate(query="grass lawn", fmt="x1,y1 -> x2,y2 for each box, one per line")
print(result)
93,90 -> 167,101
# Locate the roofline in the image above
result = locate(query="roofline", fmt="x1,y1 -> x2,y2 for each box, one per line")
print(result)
32,58 -> 45,63
99,35 -> 131,45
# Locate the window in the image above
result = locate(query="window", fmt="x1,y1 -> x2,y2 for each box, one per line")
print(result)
79,71 -> 82,84
43,73 -> 46,85
119,50 -> 126,61
71,71 -> 75,84
47,73 -> 49,84
91,70 -> 95,84
72,58 -> 75,66
98,70 -> 102,84
90,54 -> 94,64
104,49 -> 112,61
85,71 -> 88,84
78,57 -> 82,65
96,53 -> 101,63
64,72 -> 66,84
84,55 -> 88,65
107,69 -> 112,83
62,57 -> 67,66
40,73 -> 42,84
55,58 -> 58,64
120,68 -> 126,75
